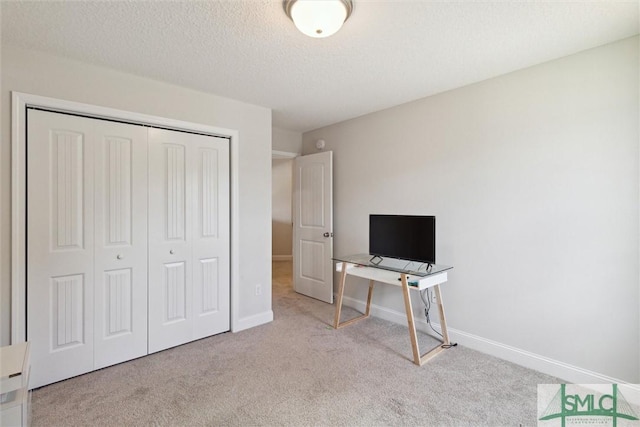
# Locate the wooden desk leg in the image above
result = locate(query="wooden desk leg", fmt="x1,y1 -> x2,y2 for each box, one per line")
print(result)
365,280 -> 374,316
415,285 -> 449,364
334,266 -> 375,329
402,278 -> 451,366
434,284 -> 450,345
400,273 -> 422,365
333,262 -> 348,329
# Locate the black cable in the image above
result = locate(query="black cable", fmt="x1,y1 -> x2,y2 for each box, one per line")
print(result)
420,288 -> 442,337
420,288 -> 457,349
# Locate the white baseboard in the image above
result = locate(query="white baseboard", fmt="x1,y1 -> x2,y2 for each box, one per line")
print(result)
340,295 -> 629,384
233,310 -> 273,332
272,255 -> 292,262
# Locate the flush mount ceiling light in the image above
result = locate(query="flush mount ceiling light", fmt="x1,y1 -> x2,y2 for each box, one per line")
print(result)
284,0 -> 353,38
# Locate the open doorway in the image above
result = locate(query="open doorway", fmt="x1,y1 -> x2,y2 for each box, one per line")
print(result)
272,150 -> 297,286
272,155 -> 294,261
271,144 -> 334,303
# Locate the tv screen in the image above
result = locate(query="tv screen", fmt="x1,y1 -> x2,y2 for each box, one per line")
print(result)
369,215 -> 435,264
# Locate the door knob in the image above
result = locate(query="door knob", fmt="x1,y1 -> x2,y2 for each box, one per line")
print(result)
116,254 -> 123,260
323,232 -> 330,237
169,249 -> 175,255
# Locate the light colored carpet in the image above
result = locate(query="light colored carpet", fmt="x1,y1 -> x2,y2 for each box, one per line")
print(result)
31,261 -> 560,426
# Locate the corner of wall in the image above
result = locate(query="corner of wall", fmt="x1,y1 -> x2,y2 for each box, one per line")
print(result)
233,310 -> 274,333
272,127 -> 302,154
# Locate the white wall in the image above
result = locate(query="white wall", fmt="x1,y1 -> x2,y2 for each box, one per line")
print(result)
272,127 -> 302,154
0,45 -> 274,345
272,159 -> 293,258
303,37 -> 639,383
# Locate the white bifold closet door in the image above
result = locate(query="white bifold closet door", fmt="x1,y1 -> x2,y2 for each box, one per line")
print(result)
26,109 -> 230,388
93,118 -> 148,370
27,109 -> 148,388
148,128 -> 230,354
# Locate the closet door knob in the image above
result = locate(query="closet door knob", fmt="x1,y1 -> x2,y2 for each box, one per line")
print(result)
169,249 -> 175,255
116,254 -> 123,260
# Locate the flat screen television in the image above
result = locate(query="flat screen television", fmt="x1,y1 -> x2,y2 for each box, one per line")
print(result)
369,215 -> 436,264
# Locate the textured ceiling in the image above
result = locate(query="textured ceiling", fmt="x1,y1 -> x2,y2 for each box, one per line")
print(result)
2,1 -> 638,132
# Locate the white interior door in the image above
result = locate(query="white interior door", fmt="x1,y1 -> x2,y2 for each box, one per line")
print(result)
27,110 -> 96,388
191,135 -> 230,340
93,120 -> 148,370
293,151 -> 333,303
148,128 -> 230,353
27,110 -> 150,387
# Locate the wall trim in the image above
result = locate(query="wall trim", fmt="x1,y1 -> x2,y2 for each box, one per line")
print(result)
340,295 -> 632,385
11,91 -> 242,341
272,150 -> 298,159
233,310 -> 274,332
272,255 -> 293,261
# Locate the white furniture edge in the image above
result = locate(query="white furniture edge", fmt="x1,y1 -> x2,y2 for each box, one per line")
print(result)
337,262 -> 448,290
11,91 -> 246,343
339,294 -> 634,385
0,342 -> 30,395
0,341 -> 30,421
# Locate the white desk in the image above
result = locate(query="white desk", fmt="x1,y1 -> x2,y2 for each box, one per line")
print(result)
333,255 -> 452,366
1,342 -> 31,427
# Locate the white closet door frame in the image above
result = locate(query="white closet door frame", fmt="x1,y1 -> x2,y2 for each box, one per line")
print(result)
11,91 -> 241,343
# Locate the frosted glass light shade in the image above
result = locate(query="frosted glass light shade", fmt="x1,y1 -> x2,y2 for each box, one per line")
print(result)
284,0 -> 353,38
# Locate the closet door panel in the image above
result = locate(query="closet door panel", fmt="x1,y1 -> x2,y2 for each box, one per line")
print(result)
93,121 -> 148,369
148,129 -> 230,352
192,139 -> 230,339
148,130 -> 193,353
27,110 -> 95,388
